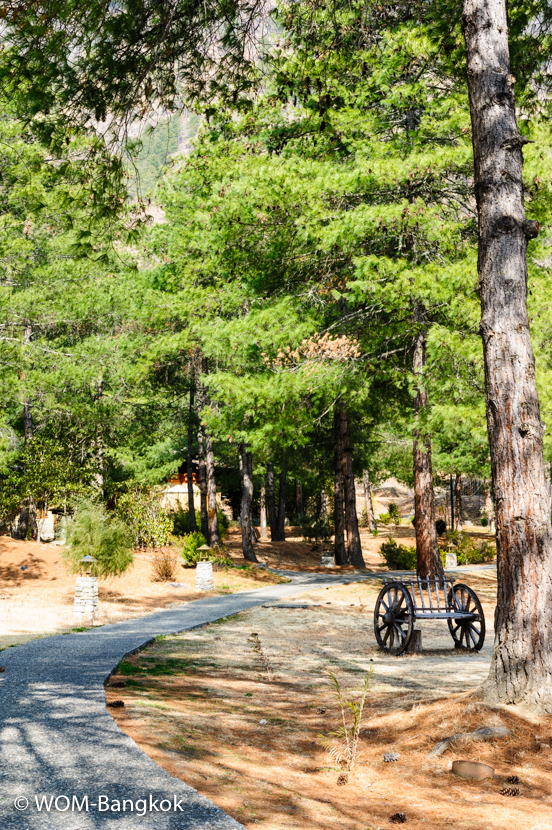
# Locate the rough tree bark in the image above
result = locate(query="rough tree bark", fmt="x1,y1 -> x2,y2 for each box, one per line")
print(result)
23,324 -> 33,444
413,320 -> 443,580
363,469 -> 377,532
320,487 -> 328,523
463,0 -> 552,709
239,443 -> 258,562
260,478 -> 268,539
333,406 -> 347,566
484,479 -> 495,531
295,479 -> 303,518
205,430 -> 222,547
454,475 -> 464,531
340,407 -> 365,568
197,423 -> 210,543
267,462 -> 278,540
275,462 -> 287,541
186,375 -> 198,532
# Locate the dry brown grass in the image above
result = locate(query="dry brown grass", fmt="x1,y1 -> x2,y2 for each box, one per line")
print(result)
0,533 -> 287,649
107,576 -> 551,830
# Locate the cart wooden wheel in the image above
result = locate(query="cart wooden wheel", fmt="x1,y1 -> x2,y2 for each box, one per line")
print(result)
447,583 -> 486,651
374,582 -> 414,655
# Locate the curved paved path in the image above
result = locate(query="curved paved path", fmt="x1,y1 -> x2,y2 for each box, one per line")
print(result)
0,565 -> 494,829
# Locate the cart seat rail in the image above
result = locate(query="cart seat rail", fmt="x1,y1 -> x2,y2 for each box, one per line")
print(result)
383,576 -> 476,620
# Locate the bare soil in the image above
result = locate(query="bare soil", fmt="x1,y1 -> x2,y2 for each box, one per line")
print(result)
107,570 -> 550,830
0,524 -> 495,649
0,533 -> 286,649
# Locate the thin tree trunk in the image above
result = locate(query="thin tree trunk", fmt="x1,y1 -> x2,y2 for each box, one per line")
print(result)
295,479 -> 303,518
412,319 -> 443,580
340,407 -> 365,568
454,475 -> 464,531
463,0 -> 552,709
267,462 -> 277,540
320,487 -> 328,523
484,479 -> 494,531
205,430 -> 222,547
186,377 -> 198,532
363,469 -> 377,532
197,423 -> 209,543
260,478 -> 268,539
239,443 -> 258,562
333,406 -> 347,566
275,462 -> 287,541
23,324 -> 33,444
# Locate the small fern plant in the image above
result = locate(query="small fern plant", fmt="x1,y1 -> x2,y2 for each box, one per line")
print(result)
319,669 -> 372,770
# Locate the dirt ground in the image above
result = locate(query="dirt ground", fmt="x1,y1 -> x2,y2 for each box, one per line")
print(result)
106,569 -> 551,830
0,525 -> 495,650
0,532 -> 287,649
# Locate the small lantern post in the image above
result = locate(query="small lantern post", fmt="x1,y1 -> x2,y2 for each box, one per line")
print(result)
195,545 -> 215,591
445,541 -> 457,569
73,556 -> 99,624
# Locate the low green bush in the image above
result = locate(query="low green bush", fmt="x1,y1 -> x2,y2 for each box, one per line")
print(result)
301,518 -> 331,543
378,512 -> 391,526
63,500 -> 134,578
173,508 -> 230,541
379,537 -> 417,570
181,531 -> 233,567
388,503 -> 401,524
440,531 -> 496,565
116,490 -> 172,548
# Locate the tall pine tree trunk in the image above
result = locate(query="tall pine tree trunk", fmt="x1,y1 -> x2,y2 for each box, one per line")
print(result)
23,324 -> 33,444
463,0 -> 552,709
484,479 -> 495,531
295,479 -> 303,518
239,443 -> 258,562
267,462 -> 278,540
454,475 -> 464,531
260,478 -> 268,539
197,423 -> 209,543
333,407 -> 347,566
340,407 -> 365,568
205,431 -> 221,547
320,487 -> 328,523
413,320 -> 443,580
186,376 -> 198,532
363,469 -> 377,532
275,462 -> 287,541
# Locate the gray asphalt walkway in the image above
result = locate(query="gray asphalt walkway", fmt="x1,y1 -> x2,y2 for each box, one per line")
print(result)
0,565 -> 495,829
0,571 -> 386,830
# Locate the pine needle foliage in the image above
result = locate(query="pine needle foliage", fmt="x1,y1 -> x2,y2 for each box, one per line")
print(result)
63,501 -> 134,578
319,669 -> 372,770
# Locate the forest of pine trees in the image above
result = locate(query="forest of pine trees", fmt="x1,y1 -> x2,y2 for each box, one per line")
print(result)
1,0 -> 552,709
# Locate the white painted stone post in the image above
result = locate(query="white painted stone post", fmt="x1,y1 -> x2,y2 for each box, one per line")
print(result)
196,561 -> 214,591
73,576 -> 99,624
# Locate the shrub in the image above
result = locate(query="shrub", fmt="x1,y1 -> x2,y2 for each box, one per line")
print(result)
63,501 -> 134,578
435,518 -> 447,536
301,518 -> 331,543
181,532 -> 233,567
440,531 -> 496,565
172,508 -> 229,541
117,490 -> 172,548
378,513 -> 391,526
379,537 -> 417,570
151,550 -> 179,582
388,503 -> 401,524
480,513 -> 489,527
172,509 -> 202,537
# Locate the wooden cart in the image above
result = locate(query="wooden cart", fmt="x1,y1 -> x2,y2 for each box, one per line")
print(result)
373,576 -> 485,656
